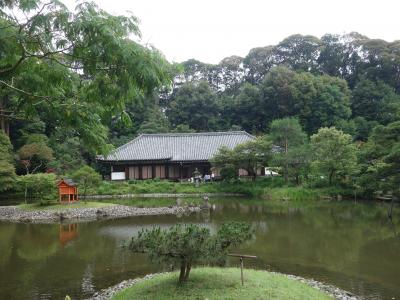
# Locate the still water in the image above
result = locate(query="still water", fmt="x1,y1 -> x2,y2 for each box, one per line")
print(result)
0,199 -> 399,299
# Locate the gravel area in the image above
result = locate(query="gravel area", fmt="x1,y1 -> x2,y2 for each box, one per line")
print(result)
87,273 -> 164,300
281,273 -> 359,300
0,205 -> 201,223
87,270 -> 360,300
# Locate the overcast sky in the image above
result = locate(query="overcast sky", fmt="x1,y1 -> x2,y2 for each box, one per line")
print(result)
66,0 -> 400,64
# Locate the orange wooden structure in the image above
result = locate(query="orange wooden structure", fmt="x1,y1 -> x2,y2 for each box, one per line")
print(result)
57,179 -> 78,203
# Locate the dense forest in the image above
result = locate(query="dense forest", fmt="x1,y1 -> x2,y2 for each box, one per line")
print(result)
0,0 -> 399,200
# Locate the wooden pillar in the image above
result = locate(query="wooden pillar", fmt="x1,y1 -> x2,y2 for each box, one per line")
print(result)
179,163 -> 183,182
125,166 -> 129,180
165,163 -> 169,179
152,164 -> 156,179
139,165 -> 142,180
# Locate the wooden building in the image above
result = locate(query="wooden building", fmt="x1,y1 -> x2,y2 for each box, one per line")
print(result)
58,179 -> 78,202
97,131 -> 255,181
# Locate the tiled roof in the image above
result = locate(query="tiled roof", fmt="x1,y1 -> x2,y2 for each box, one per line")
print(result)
98,131 -> 255,162
58,178 -> 78,186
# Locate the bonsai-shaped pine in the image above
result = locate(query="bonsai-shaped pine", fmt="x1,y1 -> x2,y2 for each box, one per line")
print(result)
128,222 -> 253,284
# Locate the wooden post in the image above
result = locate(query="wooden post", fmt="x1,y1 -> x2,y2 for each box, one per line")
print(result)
227,254 -> 257,286
240,257 -> 244,286
165,163 -> 169,179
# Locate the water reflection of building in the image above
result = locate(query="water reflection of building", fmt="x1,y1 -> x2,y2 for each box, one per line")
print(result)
59,223 -> 78,246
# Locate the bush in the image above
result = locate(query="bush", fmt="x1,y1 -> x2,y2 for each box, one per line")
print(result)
17,173 -> 57,202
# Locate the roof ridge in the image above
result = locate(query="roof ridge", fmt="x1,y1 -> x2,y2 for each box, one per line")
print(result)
139,131 -> 250,137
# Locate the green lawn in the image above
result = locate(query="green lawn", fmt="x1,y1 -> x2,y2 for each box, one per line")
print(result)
112,267 -> 332,300
18,201 -> 115,211
87,178 -> 351,200
102,197 -> 203,208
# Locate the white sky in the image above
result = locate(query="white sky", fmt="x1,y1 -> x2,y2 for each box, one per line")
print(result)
66,0 -> 400,64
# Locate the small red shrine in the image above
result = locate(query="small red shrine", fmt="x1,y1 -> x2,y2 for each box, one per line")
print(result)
57,179 -> 79,203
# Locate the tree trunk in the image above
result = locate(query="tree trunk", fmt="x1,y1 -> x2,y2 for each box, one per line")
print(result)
284,137 -> 288,184
24,185 -> 28,204
184,263 -> 191,281
0,95 -> 10,136
178,261 -> 191,284
178,261 -> 186,284
328,170 -> 335,185
388,197 -> 394,220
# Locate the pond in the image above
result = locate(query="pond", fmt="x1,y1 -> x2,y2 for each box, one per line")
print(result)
0,199 -> 399,300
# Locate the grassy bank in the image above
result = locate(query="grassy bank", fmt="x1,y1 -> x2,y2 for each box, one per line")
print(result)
3,178 -> 355,206
112,267 -> 332,300
18,201 -> 115,211
87,177 -> 352,200
100,197 -> 203,208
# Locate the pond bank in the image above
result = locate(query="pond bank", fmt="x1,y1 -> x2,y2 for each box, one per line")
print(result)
88,268 -> 359,300
0,204 -> 201,223
83,192 -> 245,199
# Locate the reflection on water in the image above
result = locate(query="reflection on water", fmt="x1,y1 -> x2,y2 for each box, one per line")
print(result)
59,223 -> 79,246
0,200 -> 399,300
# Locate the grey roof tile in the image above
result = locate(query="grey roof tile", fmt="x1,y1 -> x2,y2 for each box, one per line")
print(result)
98,131 -> 255,162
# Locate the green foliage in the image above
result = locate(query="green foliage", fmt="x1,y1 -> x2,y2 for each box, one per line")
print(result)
0,130 -> 13,162
167,81 -> 220,131
212,137 -> 272,180
138,106 -> 171,134
310,127 -> 358,185
48,134 -> 86,174
18,142 -> 54,174
0,131 -> 16,191
269,118 -> 309,184
352,78 -> 400,124
358,121 -> 400,197
0,160 -> 16,192
0,0 -> 172,153
17,173 -> 57,202
128,223 -> 252,283
71,165 -> 101,198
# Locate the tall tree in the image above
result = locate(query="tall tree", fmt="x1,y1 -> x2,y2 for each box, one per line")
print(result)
351,78 -> 400,125
269,118 -> 307,183
167,81 -> 220,131
310,127 -> 358,185
358,121 -> 400,210
0,0 -> 171,153
274,34 -> 321,72
212,137 -> 272,181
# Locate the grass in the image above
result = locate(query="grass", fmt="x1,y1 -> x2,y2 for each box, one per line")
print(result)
100,197 -> 203,208
87,177 -> 351,201
87,177 -> 286,197
18,201 -> 115,211
112,267 -> 332,300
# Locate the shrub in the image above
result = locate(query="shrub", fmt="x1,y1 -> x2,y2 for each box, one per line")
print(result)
128,222 -> 253,284
17,173 -> 57,203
